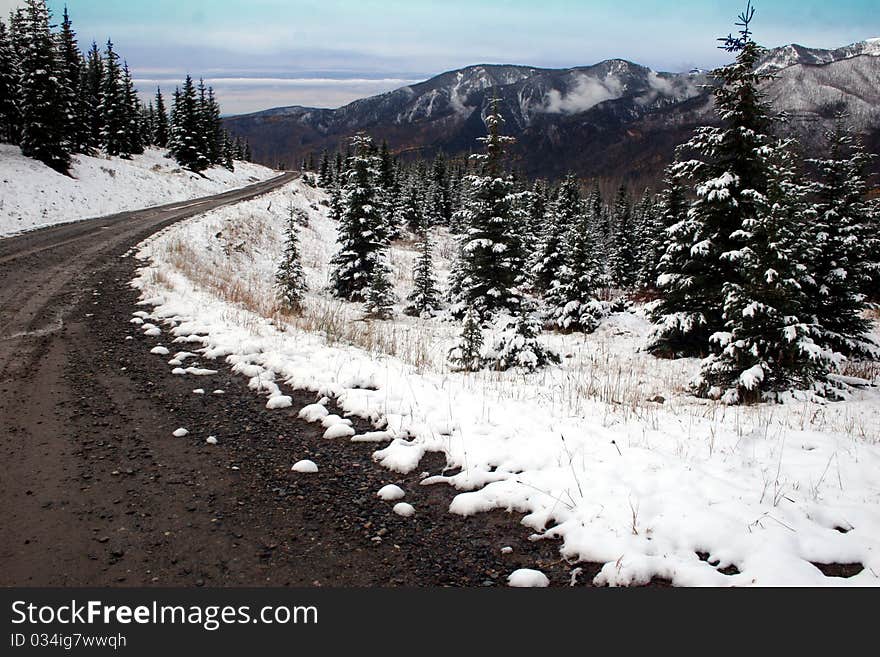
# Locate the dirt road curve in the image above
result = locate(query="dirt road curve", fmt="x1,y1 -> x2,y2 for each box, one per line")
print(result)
0,176 -> 589,587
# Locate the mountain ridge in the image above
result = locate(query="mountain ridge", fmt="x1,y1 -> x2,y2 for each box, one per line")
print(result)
223,39 -> 880,184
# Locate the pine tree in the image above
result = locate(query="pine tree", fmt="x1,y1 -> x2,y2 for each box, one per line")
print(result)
100,40 -> 128,157
448,307 -> 485,372
405,229 -> 441,317
533,175 -> 579,294
275,206 -> 308,312
525,179 -> 550,244
364,250 -> 396,319
487,301 -> 560,371
695,141 -> 835,403
153,87 -> 169,148
18,0 -> 71,173
121,62 -> 144,155
56,6 -> 86,153
169,75 -> 207,171
547,193 -> 605,332
648,1 -> 775,358
82,42 -> 104,151
330,134 -> 385,301
0,19 -> 21,144
318,150 -> 332,187
806,114 -> 878,358
638,170 -> 686,292
395,176 -> 426,234
609,184 -> 637,288
449,98 -> 524,317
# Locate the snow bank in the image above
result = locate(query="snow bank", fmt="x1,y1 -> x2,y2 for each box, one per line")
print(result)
132,179 -> 880,587
0,144 -> 276,238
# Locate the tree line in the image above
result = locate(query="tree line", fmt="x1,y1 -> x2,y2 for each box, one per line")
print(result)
0,1 -> 252,174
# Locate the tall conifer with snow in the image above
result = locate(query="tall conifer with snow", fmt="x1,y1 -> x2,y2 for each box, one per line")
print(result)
638,170 -> 685,292
364,250 -> 396,319
275,206 -> 308,312
448,307 -> 484,372
330,134 -> 386,301
547,189 -> 605,332
405,229 -> 441,317
100,40 -> 128,157
57,7 -> 87,154
806,114 -> 878,358
82,42 -> 104,151
0,19 -> 20,144
533,175 -> 579,294
449,98 -> 524,317
609,184 -> 637,288
695,142 -> 835,403
169,75 -> 208,171
648,2 -> 775,358
17,0 -> 71,173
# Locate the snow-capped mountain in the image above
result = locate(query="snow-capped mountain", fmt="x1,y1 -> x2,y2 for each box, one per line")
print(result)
224,38 -> 880,183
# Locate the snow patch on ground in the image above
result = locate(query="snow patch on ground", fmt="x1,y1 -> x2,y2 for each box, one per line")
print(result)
292,460 -> 318,473
377,484 -> 406,501
508,569 -> 550,588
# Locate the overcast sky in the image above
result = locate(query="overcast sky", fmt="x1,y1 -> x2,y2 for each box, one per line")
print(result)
3,0 -> 878,114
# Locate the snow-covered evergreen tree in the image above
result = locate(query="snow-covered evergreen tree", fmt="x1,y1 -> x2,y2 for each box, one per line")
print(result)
448,307 -> 485,372
153,87 -> 169,148
547,192 -> 606,332
169,75 -> 208,171
533,175 -> 579,294
695,141 -> 836,403
609,184 -> 637,288
82,42 -> 104,151
17,0 -> 71,173
806,114 -> 878,358
487,302 -> 560,371
638,170 -> 686,292
275,206 -> 308,312
121,62 -> 144,156
405,229 -> 441,317
0,19 -> 20,144
449,98 -> 524,317
364,250 -> 396,319
56,6 -> 87,154
648,2 -> 775,358
100,39 -> 128,157
330,134 -> 386,301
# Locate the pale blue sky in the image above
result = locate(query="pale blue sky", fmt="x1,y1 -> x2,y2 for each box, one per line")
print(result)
3,1 -> 878,113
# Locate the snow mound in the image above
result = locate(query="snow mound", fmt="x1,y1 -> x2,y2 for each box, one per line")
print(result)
298,404 -> 329,422
266,395 -> 293,410
323,424 -> 356,440
206,436 -> 218,445
150,346 -> 170,356
393,502 -> 416,517
172,428 -> 189,438
292,460 -> 319,473
377,484 -> 406,501
508,569 -> 550,588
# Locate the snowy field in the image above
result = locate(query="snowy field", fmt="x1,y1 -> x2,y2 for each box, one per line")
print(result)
132,180 -> 880,586
0,144 -> 276,238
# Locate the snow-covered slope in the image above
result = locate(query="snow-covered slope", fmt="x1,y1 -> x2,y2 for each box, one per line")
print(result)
0,145 -> 277,238
757,38 -> 880,74
131,181 -> 880,587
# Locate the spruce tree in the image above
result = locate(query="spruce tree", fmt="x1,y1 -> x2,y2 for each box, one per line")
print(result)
153,88 -> 169,148
547,194 -> 605,332
57,6 -> 86,153
533,175 -> 580,294
364,250 -> 396,319
405,229 -> 441,317
487,301 -> 560,371
121,62 -> 144,155
18,0 -> 71,173
0,19 -> 21,144
806,114 -> 878,358
448,307 -> 485,372
82,42 -> 104,151
638,171 -> 685,292
696,142 -> 834,403
648,1 -> 775,358
275,206 -> 308,312
609,184 -> 637,288
100,40 -> 128,157
330,134 -> 385,301
169,75 -> 207,171
318,151 -> 332,187
449,98 -> 524,317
